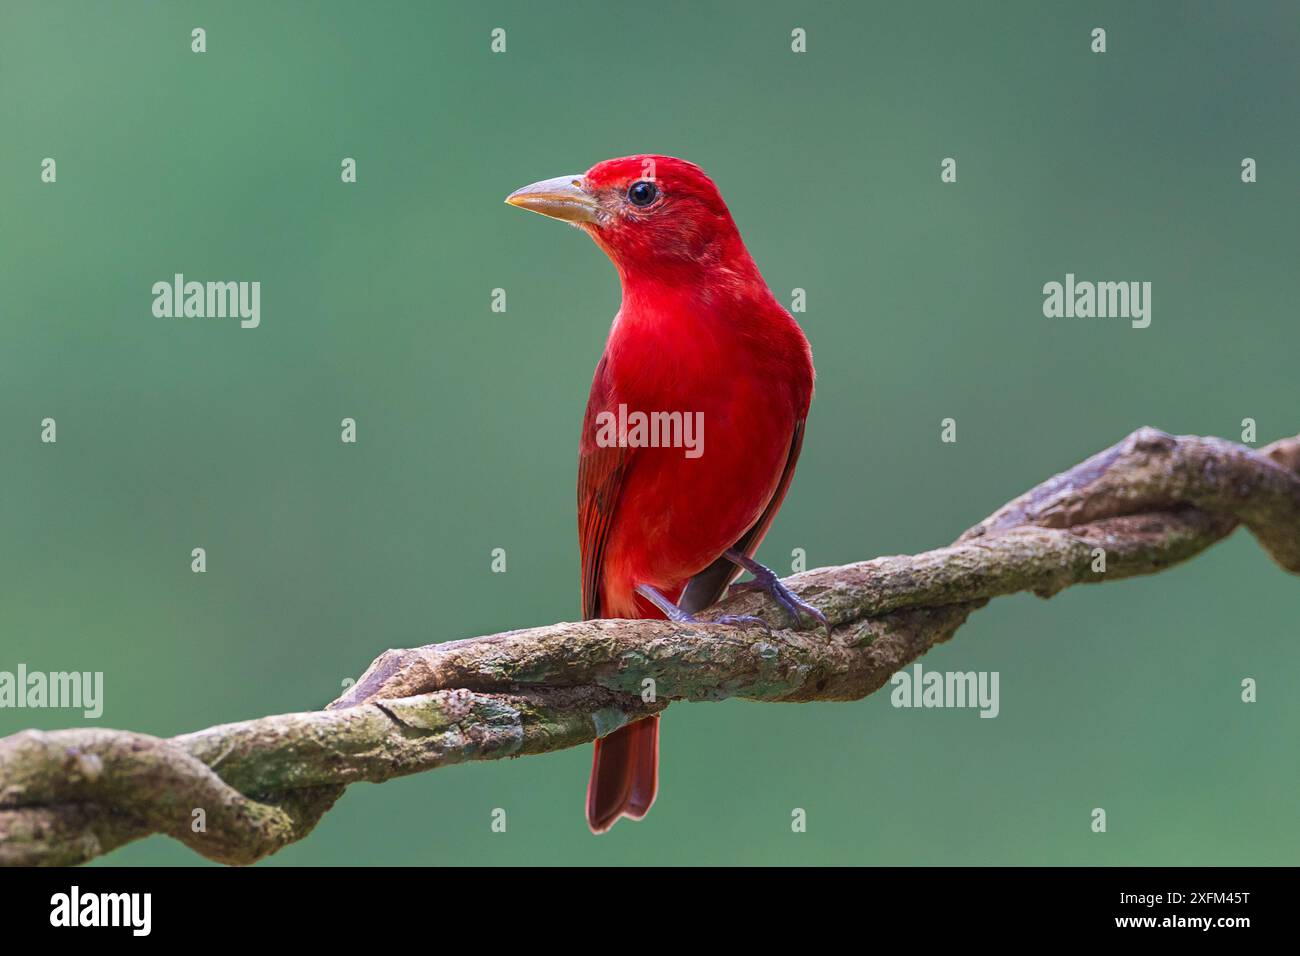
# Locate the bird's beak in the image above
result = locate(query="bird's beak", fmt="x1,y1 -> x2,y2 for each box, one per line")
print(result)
504,175 -> 599,225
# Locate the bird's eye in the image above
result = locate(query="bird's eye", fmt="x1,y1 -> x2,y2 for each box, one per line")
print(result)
627,180 -> 658,207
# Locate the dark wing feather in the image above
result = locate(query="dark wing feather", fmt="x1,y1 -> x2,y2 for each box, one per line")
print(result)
678,419 -> 805,614
578,355 -> 632,621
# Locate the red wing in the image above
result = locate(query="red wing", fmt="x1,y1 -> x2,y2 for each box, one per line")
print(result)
678,419 -> 806,614
578,355 -> 633,621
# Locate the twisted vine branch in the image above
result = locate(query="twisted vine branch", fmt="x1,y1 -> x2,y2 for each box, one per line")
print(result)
2,427 -> 1297,866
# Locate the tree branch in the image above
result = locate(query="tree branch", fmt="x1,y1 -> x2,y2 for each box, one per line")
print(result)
2,427 -> 1297,866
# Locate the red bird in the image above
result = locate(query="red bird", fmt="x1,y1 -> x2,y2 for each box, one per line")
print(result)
506,155 -> 820,833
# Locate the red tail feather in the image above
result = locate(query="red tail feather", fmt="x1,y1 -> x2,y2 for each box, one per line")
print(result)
586,715 -> 659,833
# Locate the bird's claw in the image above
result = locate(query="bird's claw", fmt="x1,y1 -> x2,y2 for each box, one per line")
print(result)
721,550 -> 830,636
734,575 -> 829,635
772,585 -> 830,636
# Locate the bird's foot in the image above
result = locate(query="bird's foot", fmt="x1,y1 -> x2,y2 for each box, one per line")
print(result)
635,584 -> 770,631
724,549 -> 830,636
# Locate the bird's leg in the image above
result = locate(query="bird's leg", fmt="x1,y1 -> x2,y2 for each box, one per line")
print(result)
634,584 -> 768,630
724,549 -> 829,634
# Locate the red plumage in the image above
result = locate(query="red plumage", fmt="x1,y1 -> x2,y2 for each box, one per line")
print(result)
511,155 -> 814,833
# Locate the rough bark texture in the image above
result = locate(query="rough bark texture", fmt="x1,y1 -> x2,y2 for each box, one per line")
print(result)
1,427 -> 1296,866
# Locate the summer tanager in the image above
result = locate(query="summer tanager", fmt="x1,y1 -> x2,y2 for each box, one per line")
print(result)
506,155 -> 819,833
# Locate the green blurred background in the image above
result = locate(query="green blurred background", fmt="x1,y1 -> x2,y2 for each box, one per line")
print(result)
1,0 -> 1296,865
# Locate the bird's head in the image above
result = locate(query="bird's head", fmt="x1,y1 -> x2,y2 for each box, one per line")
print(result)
506,155 -> 751,282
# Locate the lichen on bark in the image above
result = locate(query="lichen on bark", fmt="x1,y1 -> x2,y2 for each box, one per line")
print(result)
1,427 -> 1296,866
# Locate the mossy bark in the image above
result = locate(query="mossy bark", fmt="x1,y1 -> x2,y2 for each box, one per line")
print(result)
2,428 -> 1297,866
